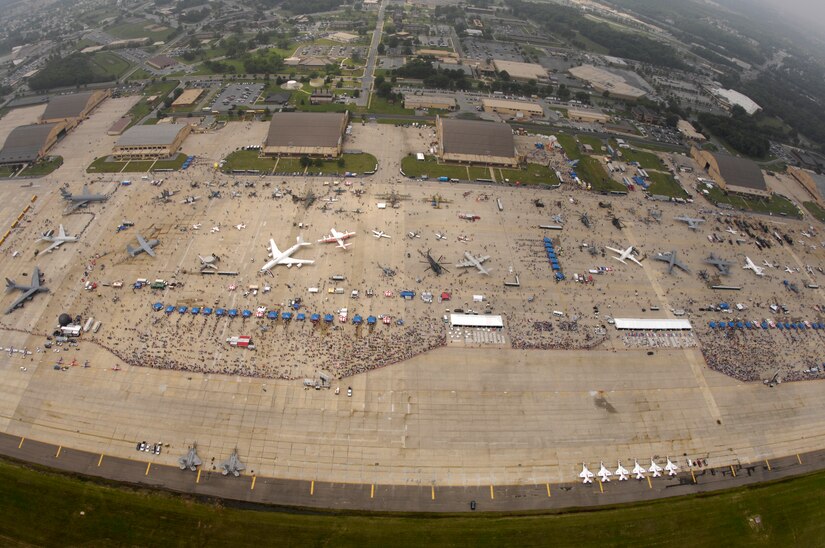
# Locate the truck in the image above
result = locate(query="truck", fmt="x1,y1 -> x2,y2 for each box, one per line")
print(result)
438,176 -> 449,182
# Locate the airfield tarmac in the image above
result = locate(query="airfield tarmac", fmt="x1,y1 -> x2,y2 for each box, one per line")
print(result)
1,102 -> 825,490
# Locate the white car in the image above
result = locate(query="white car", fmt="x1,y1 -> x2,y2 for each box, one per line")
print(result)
347,387 -> 352,397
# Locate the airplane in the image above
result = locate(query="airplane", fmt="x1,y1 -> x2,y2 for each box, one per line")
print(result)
615,461 -> 629,481
743,257 -> 765,277
371,230 -> 391,239
665,457 -> 679,476
178,445 -> 202,471
653,251 -> 690,274
632,460 -> 646,480
648,458 -> 663,478
235,223 -> 246,230
198,254 -> 219,270
597,462 -> 612,482
39,225 -> 78,254
762,260 -> 775,269
674,216 -> 705,230
5,267 -> 48,314
725,227 -> 738,235
181,196 -> 200,205
435,232 -> 447,241
211,225 -> 220,233
579,463 -> 595,484
60,185 -> 107,212
606,245 -> 643,267
705,253 -> 733,276
192,224 -> 202,230
260,236 -> 314,272
126,234 -> 159,258
318,228 -> 356,249
802,231 -> 812,238
407,231 -> 421,239
551,214 -> 564,224
221,449 -> 245,477
455,251 -> 491,275
784,266 -> 794,274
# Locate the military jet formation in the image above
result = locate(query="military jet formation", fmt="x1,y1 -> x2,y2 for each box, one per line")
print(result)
579,458 -> 678,483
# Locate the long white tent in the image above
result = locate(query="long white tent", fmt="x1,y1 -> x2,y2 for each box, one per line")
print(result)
613,318 -> 692,330
450,313 -> 504,328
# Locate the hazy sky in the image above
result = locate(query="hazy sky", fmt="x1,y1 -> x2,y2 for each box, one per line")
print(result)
754,0 -> 825,25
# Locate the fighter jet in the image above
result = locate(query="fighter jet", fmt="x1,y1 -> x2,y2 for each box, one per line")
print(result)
674,216 -> 705,230
220,449 -> 245,477
371,230 -> 391,239
178,444 -> 202,471
704,253 -> 733,276
665,457 -> 679,477
743,256 -> 765,277
648,458 -> 663,478
597,462 -> 613,482
126,234 -> 159,258
653,251 -> 690,274
455,251 -> 491,275
580,213 -> 591,228
235,223 -> 246,230
5,267 -> 48,314
60,185 -> 107,212
632,460 -> 646,480
615,461 -> 629,481
606,245 -> 643,267
39,225 -> 78,254
579,463 -> 595,484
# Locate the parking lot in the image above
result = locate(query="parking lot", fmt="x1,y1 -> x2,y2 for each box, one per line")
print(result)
295,44 -> 365,61
209,83 -> 265,113
461,38 -> 524,62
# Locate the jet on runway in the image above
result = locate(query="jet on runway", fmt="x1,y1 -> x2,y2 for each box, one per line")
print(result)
39,225 -> 78,254
60,185 -> 107,212
606,245 -> 643,267
743,256 -> 765,277
260,236 -> 314,272
318,228 -> 356,249
5,267 -> 48,314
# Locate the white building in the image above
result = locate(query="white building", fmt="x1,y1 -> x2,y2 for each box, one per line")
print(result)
711,88 -> 761,115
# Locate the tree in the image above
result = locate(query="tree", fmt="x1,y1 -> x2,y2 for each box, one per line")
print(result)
377,43 -> 385,55
299,156 -> 311,168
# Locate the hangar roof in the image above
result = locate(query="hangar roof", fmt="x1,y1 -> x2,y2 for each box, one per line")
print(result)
42,91 -> 96,120
265,112 -> 347,149
439,118 -> 515,158
117,123 -> 188,147
0,123 -> 60,163
711,152 -> 767,192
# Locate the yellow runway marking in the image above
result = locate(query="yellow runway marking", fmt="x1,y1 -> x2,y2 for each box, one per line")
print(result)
730,465 -> 736,478
431,486 -> 435,500
97,454 -> 104,467
370,484 -> 374,499
55,446 -> 61,458
310,480 -> 314,495
490,485 -> 495,500
17,437 -> 24,449
546,483 -> 551,497
765,459 -> 771,471
646,476 -> 652,489
691,469 -> 696,484
251,476 -> 256,490
797,454 -> 802,465
598,480 -> 603,493
145,462 -> 151,475
196,469 -> 201,484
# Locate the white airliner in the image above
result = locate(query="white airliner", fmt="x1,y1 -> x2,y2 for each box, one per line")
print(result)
743,256 -> 765,276
579,463 -> 595,484
606,245 -> 643,267
235,224 -> 246,230
648,458 -> 663,478
40,225 -> 78,254
455,251 -> 491,275
318,228 -> 356,249
260,236 -> 314,272
615,461 -> 629,481
371,230 -> 391,239
632,460 -> 646,480
597,462 -> 613,482
665,457 -> 679,476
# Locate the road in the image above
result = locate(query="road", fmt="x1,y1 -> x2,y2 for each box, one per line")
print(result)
357,0 -> 386,107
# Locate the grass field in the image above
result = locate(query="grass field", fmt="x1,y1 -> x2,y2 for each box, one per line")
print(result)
0,165 -> 17,177
222,150 -> 377,175
578,156 -> 624,192
614,145 -> 664,170
401,155 -> 484,180
126,80 -> 179,127
20,156 -> 63,177
646,171 -> 688,198
89,51 -> 131,80
495,164 -> 559,185
706,186 -> 801,217
4,458 -> 825,546
367,94 -> 414,115
803,201 -> 825,223
105,19 -> 176,43
86,154 -> 186,174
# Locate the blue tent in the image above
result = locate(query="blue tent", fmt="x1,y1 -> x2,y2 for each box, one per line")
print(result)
311,313 -> 321,322
267,311 -> 278,320
745,321 -> 753,329
352,315 -> 362,324
324,314 -> 334,323
719,302 -> 730,310
717,323 -> 726,329
296,313 -> 306,321
761,321 -> 769,329
367,316 -> 377,325
242,309 -> 252,318
178,306 -> 188,314
797,322 -> 805,329
228,309 -> 238,318
736,322 -> 744,329
784,322 -> 792,329
709,322 -> 716,328
281,312 -> 292,320
165,305 -> 175,314
292,302 -> 301,310
400,291 -> 415,299
152,302 -> 164,311
203,307 -> 213,316
727,321 -> 735,328
216,308 -> 225,317
191,307 -> 201,315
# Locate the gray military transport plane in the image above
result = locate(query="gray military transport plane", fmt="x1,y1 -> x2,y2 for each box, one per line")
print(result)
126,234 -> 159,257
60,185 -> 108,212
654,251 -> 691,274
5,267 -> 48,314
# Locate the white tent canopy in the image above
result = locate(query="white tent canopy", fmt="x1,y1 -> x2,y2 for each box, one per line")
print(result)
450,313 -> 503,328
613,318 -> 692,330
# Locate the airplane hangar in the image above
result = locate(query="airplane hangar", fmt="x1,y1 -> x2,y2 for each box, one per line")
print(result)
263,112 -> 349,157
691,146 -> 769,198
436,117 -> 519,167
112,123 -> 192,160
39,89 -> 109,130
0,122 -> 65,165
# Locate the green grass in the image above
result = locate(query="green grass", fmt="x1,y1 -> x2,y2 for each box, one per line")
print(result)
125,80 -> 179,127
576,134 -> 604,153
4,457 -> 825,546
630,140 -> 686,153
705,186 -> 801,217
401,155 -> 479,180
495,164 -> 559,185
20,156 -> 63,177
86,154 -> 185,174
803,201 -> 825,223
221,150 -> 376,175
105,20 -> 176,43
646,171 -> 688,198
366,94 -> 414,115
89,51 -> 131,80
221,150 -> 279,173
127,68 -> 153,81
0,165 -> 17,177
376,118 -> 435,126
613,144 -> 664,170
578,156 -> 624,192
150,153 -> 187,170
556,133 -> 583,160
312,153 -> 377,174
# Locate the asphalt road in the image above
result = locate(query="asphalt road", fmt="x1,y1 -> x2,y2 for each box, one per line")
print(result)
2,431 -> 822,512
357,0 -> 386,108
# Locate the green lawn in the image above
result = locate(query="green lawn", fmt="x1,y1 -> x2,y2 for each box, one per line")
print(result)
105,20 -> 176,43
646,171 -> 688,198
803,201 -> 825,223
151,153 -> 187,170
376,118 -> 435,126
556,133 -> 583,160
86,154 -> 185,174
401,155 -> 480,180
89,51 -> 131,80
4,458 -> 825,546
495,164 -> 559,185
577,134 -> 604,153
630,140 -> 686,153
367,94 -> 414,115
222,150 -> 377,175
126,80 -> 179,127
221,150 -> 279,173
20,156 -> 63,177
705,186 -> 801,217
0,165 -> 17,177
401,155 -> 554,184
578,156 -> 625,192
613,144 -> 664,170
127,68 -> 153,81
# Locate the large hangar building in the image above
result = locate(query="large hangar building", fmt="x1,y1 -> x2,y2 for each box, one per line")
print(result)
40,90 -> 109,129
263,112 -> 349,157
436,117 -> 518,167
112,123 -> 192,160
0,122 -> 65,165
692,147 -> 769,198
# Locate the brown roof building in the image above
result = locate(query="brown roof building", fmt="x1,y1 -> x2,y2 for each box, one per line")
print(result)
436,117 -> 518,167
0,122 -> 65,164
691,146 -> 769,198
40,90 -> 109,129
264,112 -> 348,156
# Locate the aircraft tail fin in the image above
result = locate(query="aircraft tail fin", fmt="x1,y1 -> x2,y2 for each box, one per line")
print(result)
5,278 -> 15,290
126,245 -> 136,257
